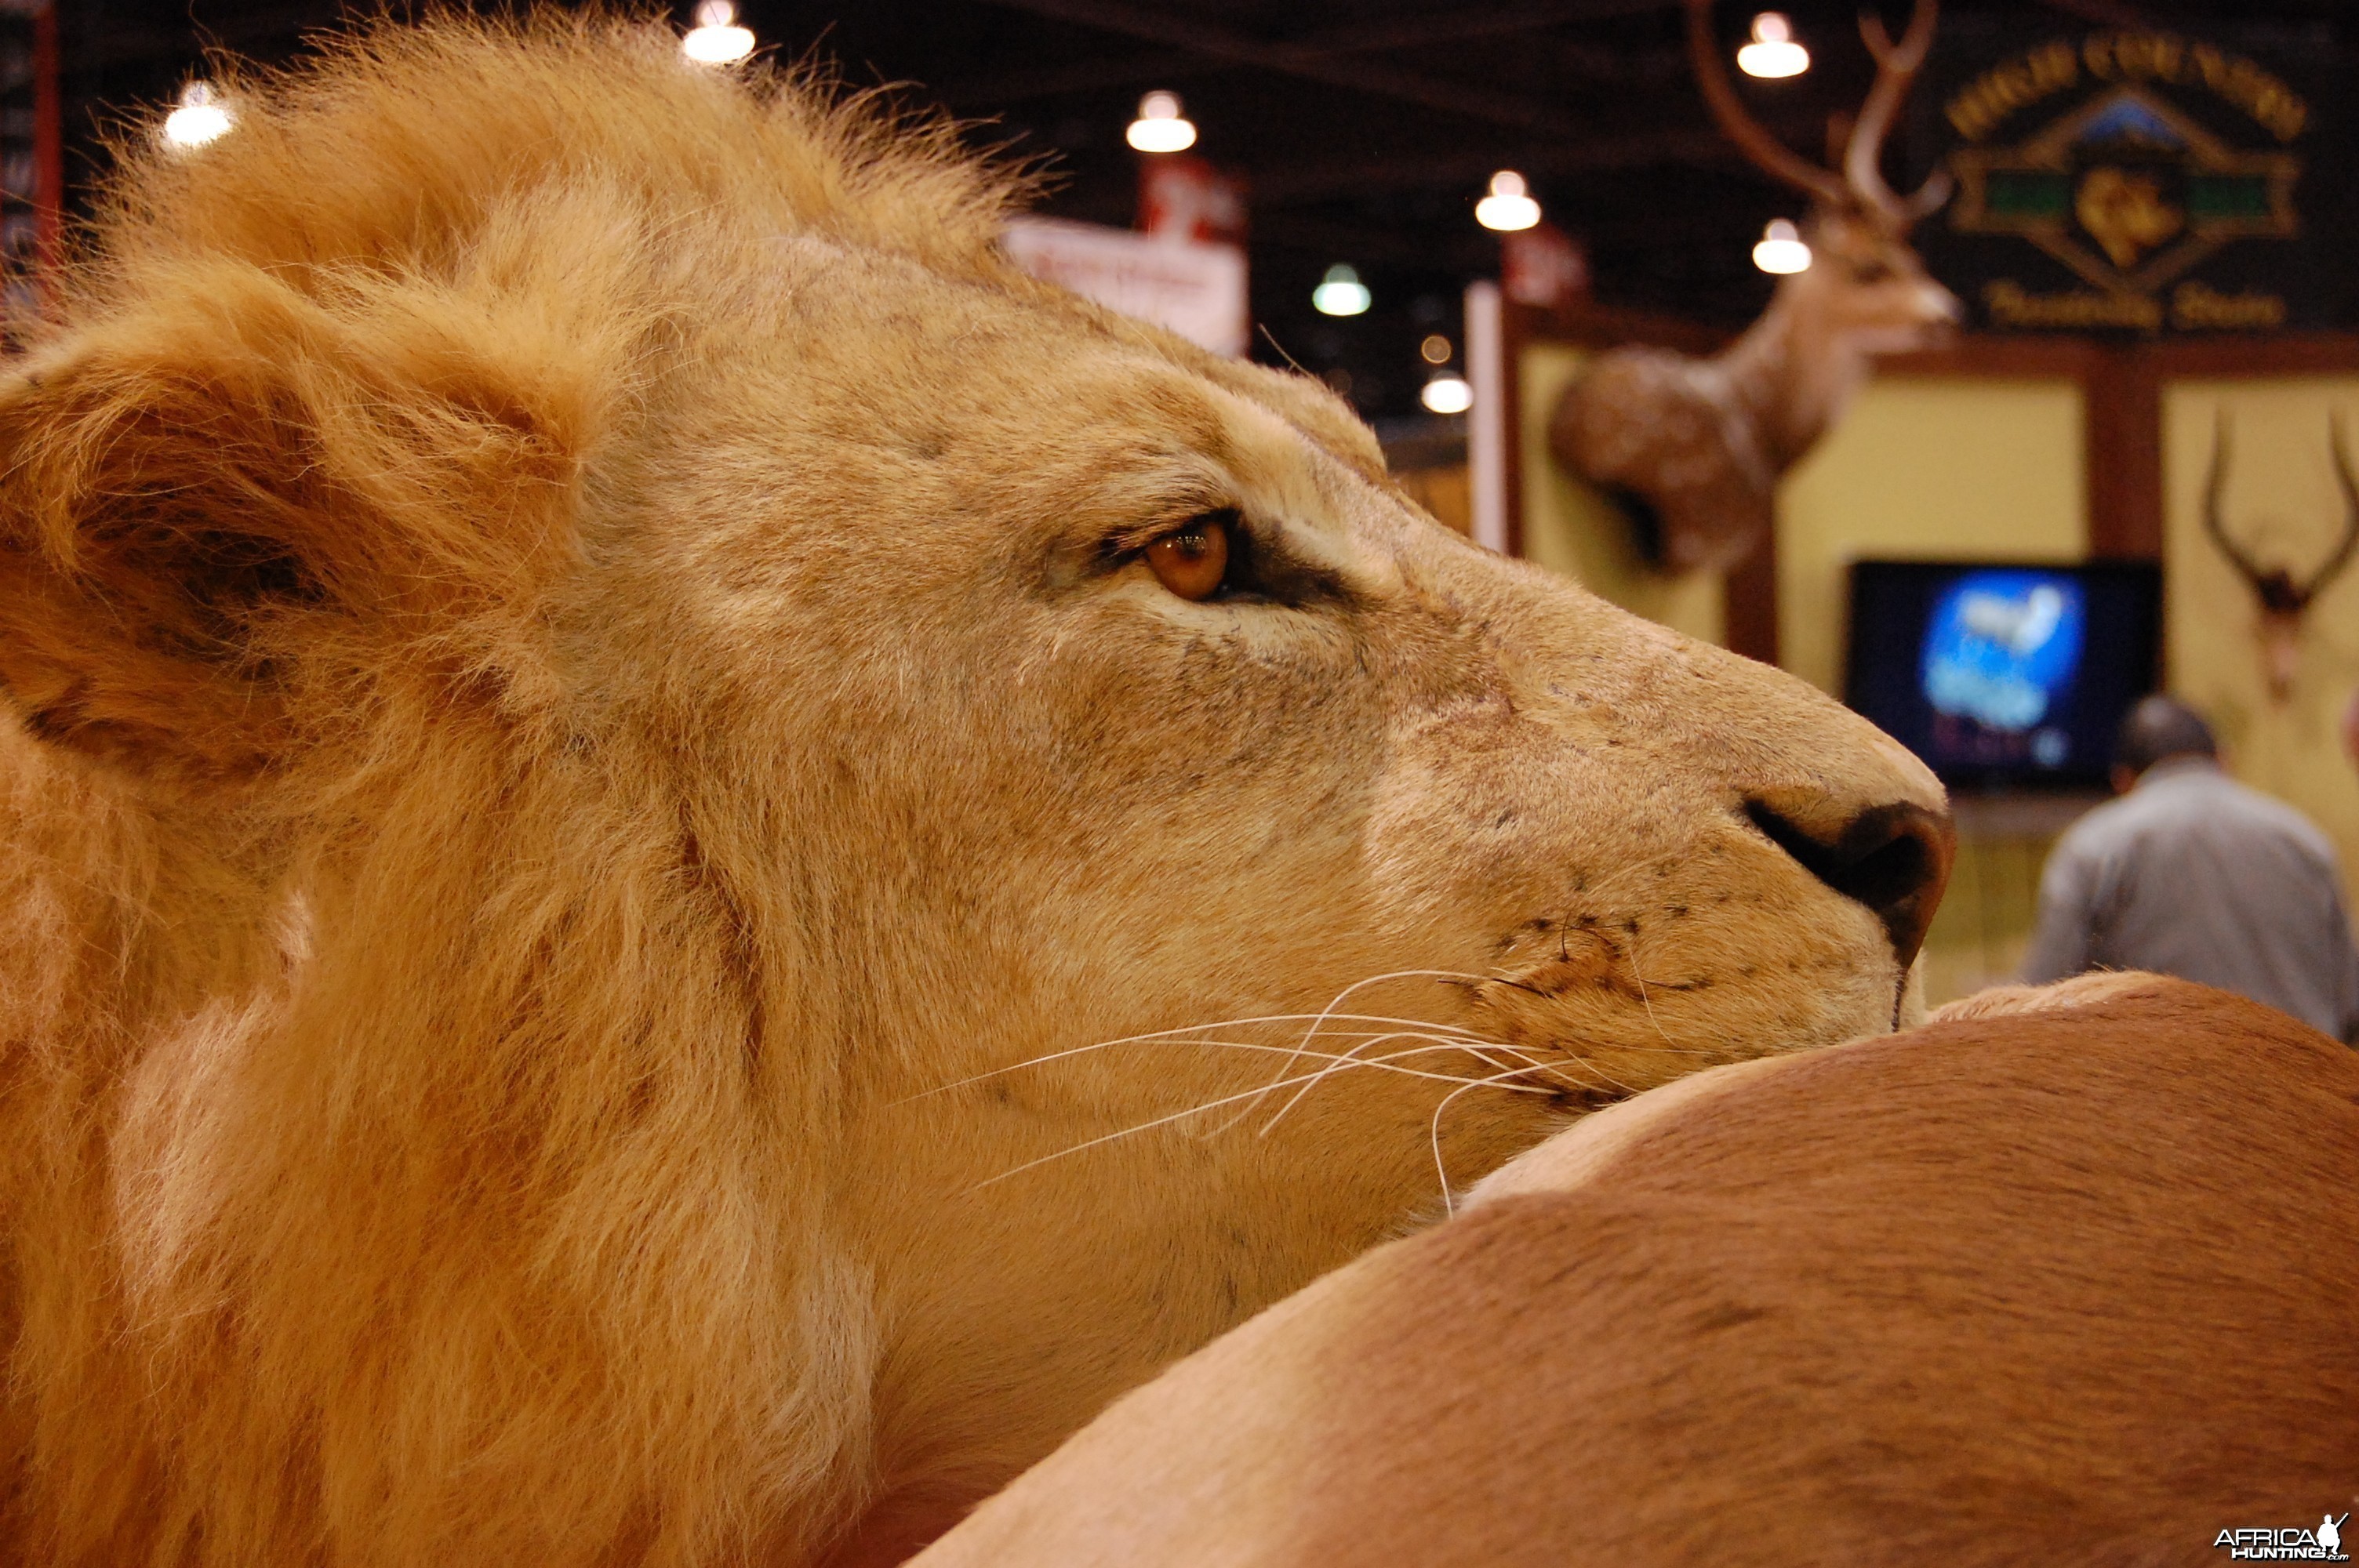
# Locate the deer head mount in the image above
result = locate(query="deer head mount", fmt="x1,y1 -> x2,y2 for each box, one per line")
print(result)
2201,412 -> 2359,702
1548,0 -> 1961,576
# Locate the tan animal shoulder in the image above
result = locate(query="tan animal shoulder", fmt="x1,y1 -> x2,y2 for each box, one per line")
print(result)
0,13 -> 1947,1566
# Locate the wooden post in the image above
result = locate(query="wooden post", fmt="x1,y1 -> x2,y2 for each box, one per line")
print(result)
1465,281 -> 1512,555
1723,532 -> 1780,666
2085,348 -> 2163,561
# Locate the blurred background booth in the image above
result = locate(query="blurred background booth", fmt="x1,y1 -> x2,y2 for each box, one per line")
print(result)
1491,15 -> 2359,1000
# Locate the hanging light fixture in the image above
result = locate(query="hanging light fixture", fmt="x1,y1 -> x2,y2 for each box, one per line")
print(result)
682,1 -> 756,65
1474,171 -> 1541,233
1736,13 -> 1809,78
162,81 -> 233,149
1420,372 -> 1474,416
1312,264 -> 1371,317
1125,91 -> 1198,154
1752,217 -> 1812,274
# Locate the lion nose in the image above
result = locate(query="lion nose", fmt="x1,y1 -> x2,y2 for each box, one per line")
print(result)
1744,798 -> 1955,969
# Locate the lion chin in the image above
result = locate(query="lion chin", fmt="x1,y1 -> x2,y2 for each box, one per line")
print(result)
0,13 -> 1948,1567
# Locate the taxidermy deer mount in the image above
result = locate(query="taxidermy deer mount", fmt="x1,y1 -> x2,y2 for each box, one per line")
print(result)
1549,0 -> 1963,575
2201,412 -> 2359,703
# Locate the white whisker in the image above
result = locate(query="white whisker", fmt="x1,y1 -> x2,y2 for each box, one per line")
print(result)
967,1051 -> 1558,1192
892,1010 -> 1505,1105
909,941 -> 1728,1187
1428,1058 -> 1590,1218
1623,924 -> 1682,1054
1225,969 -> 1513,1131
1256,1029 -> 1568,1136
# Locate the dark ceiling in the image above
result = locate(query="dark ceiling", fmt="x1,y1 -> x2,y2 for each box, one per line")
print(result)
53,0 -> 2357,419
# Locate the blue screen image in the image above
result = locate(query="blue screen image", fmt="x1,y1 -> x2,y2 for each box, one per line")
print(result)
1919,571 -> 2087,736
1847,559 -> 2157,788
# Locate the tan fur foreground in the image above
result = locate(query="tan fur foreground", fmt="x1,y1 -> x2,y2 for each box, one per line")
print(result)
918,976 -> 2359,1566
0,13 -> 1951,1565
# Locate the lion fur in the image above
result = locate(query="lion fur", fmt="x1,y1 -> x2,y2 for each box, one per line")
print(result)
0,13 -> 1951,1566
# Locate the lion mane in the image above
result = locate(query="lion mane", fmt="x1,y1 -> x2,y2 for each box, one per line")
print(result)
0,19 -> 1030,1563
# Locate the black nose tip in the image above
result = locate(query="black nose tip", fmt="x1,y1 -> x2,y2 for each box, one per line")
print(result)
1745,799 -> 1955,970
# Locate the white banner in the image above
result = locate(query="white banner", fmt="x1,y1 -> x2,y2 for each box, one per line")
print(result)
1002,216 -> 1249,358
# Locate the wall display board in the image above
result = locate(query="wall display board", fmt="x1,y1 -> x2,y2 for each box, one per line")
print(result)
1920,20 -> 2352,336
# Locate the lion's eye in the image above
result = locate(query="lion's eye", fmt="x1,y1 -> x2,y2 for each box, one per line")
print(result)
1144,514 -> 1233,602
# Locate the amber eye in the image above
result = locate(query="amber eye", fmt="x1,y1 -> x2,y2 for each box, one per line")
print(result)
1144,514 -> 1232,601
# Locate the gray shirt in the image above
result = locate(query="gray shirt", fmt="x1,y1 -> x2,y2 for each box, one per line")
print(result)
2023,757 -> 2359,1043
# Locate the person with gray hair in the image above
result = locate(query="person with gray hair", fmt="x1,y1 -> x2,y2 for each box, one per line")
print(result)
2022,695 -> 2359,1043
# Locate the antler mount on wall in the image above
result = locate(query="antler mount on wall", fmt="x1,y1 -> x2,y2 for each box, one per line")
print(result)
2201,412 -> 2359,703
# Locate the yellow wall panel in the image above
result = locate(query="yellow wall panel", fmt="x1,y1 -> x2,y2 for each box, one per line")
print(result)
1776,377 -> 2088,696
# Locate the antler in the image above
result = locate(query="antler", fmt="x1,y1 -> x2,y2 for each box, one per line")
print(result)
1849,0 -> 1954,230
2302,413 -> 2359,601
2201,412 -> 2277,597
2201,412 -> 2359,615
1686,1 -> 1952,227
2206,410 -> 2358,702
1684,0 -> 1847,209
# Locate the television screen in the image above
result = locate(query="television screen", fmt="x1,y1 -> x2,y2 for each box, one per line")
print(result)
1844,561 -> 2162,790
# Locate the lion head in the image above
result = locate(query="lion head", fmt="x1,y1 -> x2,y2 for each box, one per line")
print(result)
0,16 -> 1948,1566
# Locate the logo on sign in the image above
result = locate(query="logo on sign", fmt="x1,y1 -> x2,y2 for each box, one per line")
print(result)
1940,31 -> 2307,332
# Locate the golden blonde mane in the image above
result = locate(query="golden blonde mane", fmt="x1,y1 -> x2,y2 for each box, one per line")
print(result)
2,18 -> 1045,1564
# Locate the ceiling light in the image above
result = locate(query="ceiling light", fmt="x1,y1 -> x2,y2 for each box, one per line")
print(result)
1126,91 -> 1198,154
162,82 -> 232,149
1736,13 -> 1809,78
1752,217 -> 1812,274
1419,333 -> 1452,365
1420,372 -> 1474,416
682,1 -> 755,65
1474,171 -> 1541,233
1312,264 -> 1371,317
